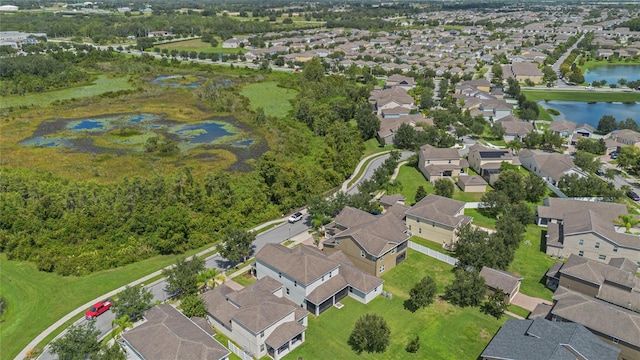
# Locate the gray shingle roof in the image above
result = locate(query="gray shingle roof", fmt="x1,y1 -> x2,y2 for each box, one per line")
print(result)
334,212 -> 409,256
481,318 -> 620,360
405,194 -> 471,227
419,144 -> 460,160
256,244 -> 340,286
122,305 -> 230,360
479,266 -> 522,295
265,322 -> 306,349
536,198 -> 627,224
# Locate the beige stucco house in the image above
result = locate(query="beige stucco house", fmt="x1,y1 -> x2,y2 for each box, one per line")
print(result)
404,194 -> 472,246
418,144 -> 468,183
456,175 -> 488,193
467,143 -> 518,183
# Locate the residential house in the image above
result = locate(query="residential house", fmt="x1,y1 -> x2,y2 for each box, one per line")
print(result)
417,144 -> 468,183
385,74 -> 416,90
323,207 -> 410,276
495,115 -> 533,142
535,197 -> 627,227
456,175 -> 488,193
255,243 -> 384,315
548,120 -> 577,145
476,99 -> 513,121
479,266 -> 523,304
369,87 -> 415,115
379,194 -> 406,211
508,62 -> 544,84
467,144 -> 518,184
545,209 -> 640,266
518,149 -> 587,186
405,194 -> 472,246
202,277 -> 307,360
222,38 -> 245,48
481,318 -> 620,360
611,129 -> 640,150
376,114 -> 430,145
121,304 -> 231,360
454,79 -> 491,94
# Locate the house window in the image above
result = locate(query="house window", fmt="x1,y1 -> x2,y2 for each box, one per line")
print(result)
380,255 -> 384,261
448,159 -> 452,164
613,246 -> 618,253
286,288 -> 290,295
417,218 -> 420,223
578,251 -> 584,256
599,255 -> 606,261
361,250 -> 365,257
432,222 -> 435,227
595,242 -> 600,249
419,228 -> 422,234
578,239 -> 584,246
322,275 -> 325,281
427,160 -> 430,164
294,281 -> 297,287
379,265 -> 385,273
260,331 -> 264,338
391,248 -> 396,254
260,344 -> 265,352
408,225 -> 412,231
279,272 -> 282,278
613,337 -> 619,344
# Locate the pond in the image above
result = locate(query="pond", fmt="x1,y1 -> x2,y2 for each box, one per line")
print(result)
20,113 -> 256,153
150,75 -> 204,88
539,100 -> 640,128
583,65 -> 640,85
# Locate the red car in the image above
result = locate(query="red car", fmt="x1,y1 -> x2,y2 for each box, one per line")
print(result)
85,300 -> 112,320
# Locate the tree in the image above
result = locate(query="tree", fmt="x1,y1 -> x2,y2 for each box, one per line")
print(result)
180,295 -> 208,318
219,228 -> 255,263
112,285 -> 153,322
414,185 -> 427,203
618,117 -> 639,132
355,105 -> 380,140
506,139 -> 523,154
407,276 -> 438,311
597,115 -> 617,134
163,256 -> 205,299
444,269 -> 486,307
524,174 -> 547,203
491,63 -> 503,86
505,77 -> 520,98
481,289 -> 508,319
489,124 -> 506,140
542,65 -> 557,86
96,343 -> 127,360
50,321 -> 101,360
434,179 -> 454,198
616,145 -> 640,174
573,150 -> 601,173
394,123 -> 417,150
405,335 -> 420,353
111,315 -> 133,339
613,214 -> 640,233
348,313 -> 391,354
302,56 -> 325,83
576,138 -> 606,155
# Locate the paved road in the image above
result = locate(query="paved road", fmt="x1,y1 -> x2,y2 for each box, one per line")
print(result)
551,33 -> 585,86
346,151 -> 413,195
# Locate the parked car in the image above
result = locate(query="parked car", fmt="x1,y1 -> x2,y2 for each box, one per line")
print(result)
627,192 -> 640,201
85,299 -> 112,319
610,152 -> 618,159
596,169 -> 604,176
288,211 -> 303,223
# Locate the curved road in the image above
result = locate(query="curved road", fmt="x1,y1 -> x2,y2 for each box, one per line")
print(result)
22,149 -> 413,360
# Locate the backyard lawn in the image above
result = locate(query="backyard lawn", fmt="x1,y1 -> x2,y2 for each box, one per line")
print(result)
288,249 -> 506,360
508,226 -> 555,301
393,165 -> 433,204
240,81 -> 298,118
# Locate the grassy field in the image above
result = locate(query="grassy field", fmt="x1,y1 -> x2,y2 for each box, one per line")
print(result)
508,225 -> 555,301
393,165 -> 433,204
523,89 -> 640,102
156,38 -> 247,54
289,249 -> 506,360
0,75 -> 134,109
231,270 -> 256,287
536,104 -> 554,121
240,81 -> 298,118
579,58 -> 640,72
0,243 -> 217,360
363,138 -> 394,157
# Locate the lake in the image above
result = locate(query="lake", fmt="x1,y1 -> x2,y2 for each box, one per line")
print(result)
539,100 -> 640,128
583,65 -> 640,85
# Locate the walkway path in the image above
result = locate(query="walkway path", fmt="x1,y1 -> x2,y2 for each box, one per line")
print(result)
510,292 -> 552,312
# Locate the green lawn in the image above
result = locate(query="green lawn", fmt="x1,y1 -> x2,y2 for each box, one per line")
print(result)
507,304 -> 531,319
464,208 -> 496,229
393,165 -> 433,204
536,104 -> 554,121
363,138 -> 394,157
508,226 -> 555,301
156,38 -> 247,54
408,236 -> 456,256
289,250 -> 506,360
452,188 -> 485,202
240,81 -> 298,118
231,270 -> 257,287
0,244 -> 216,360
523,90 -> 640,102
0,75 -> 134,109
579,58 -> 640,72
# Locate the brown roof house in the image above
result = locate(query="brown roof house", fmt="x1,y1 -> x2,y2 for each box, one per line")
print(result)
481,318 -> 620,360
494,115 -> 533,142
518,149 -> 587,187
467,143 -> 519,184
255,243 -> 384,316
121,304 -> 231,360
535,197 -> 627,227
456,175 -> 488,193
369,87 -> 415,115
323,207 -> 410,276
376,114 -> 431,146
405,194 -> 472,246
479,266 -> 523,304
202,276 -> 307,360
508,62 -> 543,84
417,144 -> 468,183
545,209 -> 640,266
611,129 -> 640,150
385,74 -> 416,91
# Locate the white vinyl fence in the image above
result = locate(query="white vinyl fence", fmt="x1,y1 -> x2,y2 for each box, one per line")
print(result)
228,341 -> 253,360
408,241 -> 459,266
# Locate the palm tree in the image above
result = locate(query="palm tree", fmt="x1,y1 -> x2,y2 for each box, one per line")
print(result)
112,315 -> 133,339
506,140 -> 523,154
613,214 -> 640,233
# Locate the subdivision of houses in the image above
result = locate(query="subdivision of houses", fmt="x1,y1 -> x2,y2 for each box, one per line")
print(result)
254,243 -> 384,315
518,149 -> 587,186
404,194 -> 472,246
481,318 -> 620,360
322,206 -> 410,276
202,276 -> 308,360
417,144 -> 468,183
538,254 -> 640,360
467,143 -> 519,184
121,304 -> 231,360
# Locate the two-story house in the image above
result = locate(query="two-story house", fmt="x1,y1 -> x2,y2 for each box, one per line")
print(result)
495,115 -> 533,142
385,74 -> 416,91
467,143 -> 518,184
405,194 -> 472,246
611,129 -> 640,150
519,149 -> 587,186
254,243 -> 384,315
323,207 -> 410,276
368,87 -> 415,115
418,144 -> 468,183
536,197 -> 627,227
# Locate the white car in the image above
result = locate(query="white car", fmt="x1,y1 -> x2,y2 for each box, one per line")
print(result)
288,212 -> 303,223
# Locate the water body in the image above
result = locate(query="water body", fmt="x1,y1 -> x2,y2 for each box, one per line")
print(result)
583,65 -> 640,85
151,75 -> 203,88
539,100 -> 640,128
174,123 -> 234,144
73,120 -> 104,130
